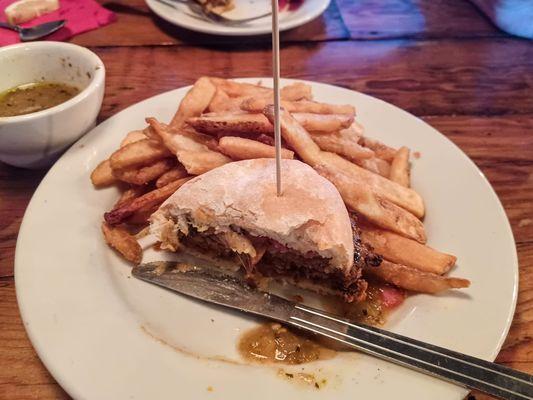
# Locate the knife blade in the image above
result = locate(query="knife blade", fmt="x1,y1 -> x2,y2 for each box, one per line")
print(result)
133,260 -> 295,322
132,261 -> 533,400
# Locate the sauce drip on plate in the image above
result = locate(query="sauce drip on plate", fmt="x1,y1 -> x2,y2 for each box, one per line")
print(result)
238,322 -> 335,364
237,282 -> 405,365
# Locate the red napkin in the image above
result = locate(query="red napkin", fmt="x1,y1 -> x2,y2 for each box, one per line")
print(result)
0,0 -> 116,46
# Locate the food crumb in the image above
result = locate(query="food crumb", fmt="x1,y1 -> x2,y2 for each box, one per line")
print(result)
413,151 -> 421,159
176,262 -> 194,273
277,369 -> 326,389
207,386 -> 213,392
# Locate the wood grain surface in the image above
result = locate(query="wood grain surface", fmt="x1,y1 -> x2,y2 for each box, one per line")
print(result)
71,0 -> 349,46
90,40 -> 533,119
1,1 -> 532,399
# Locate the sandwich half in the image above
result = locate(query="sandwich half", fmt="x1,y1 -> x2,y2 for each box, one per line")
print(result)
150,158 -> 377,302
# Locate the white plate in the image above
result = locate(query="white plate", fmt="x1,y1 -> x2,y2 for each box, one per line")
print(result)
145,0 -> 331,36
15,79 -> 518,400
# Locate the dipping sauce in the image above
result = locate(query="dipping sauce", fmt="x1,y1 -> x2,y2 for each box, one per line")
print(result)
238,323 -> 335,365
0,82 -> 80,117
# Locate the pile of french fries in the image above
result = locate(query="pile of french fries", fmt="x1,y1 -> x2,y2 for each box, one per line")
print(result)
93,77 -> 470,295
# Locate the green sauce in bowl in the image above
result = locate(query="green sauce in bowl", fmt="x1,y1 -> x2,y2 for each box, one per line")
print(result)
0,82 -> 80,117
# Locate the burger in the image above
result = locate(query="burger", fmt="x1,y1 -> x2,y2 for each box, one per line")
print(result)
149,158 -> 380,302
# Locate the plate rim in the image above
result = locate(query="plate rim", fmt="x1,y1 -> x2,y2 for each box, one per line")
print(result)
144,0 -> 331,36
14,78 -> 519,400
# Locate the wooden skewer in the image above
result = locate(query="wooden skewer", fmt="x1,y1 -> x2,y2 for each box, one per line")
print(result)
271,0 -> 282,196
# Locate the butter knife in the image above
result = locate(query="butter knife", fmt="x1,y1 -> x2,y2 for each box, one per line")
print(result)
132,261 -> 533,400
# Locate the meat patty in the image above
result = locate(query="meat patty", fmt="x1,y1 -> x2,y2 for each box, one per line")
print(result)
177,217 -> 381,302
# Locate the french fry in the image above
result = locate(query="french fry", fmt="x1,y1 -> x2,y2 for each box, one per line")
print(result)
109,139 -> 171,170
188,113 -> 273,136
151,117 -> 220,156
208,88 -> 244,113
90,159 -> 116,187
292,113 -> 354,133
280,99 -> 355,115
189,112 -> 352,137
256,133 -> 275,146
120,130 -> 146,147
155,165 -> 189,188
360,227 -> 457,274
316,165 -> 426,243
148,118 -> 230,175
280,82 -> 313,101
209,77 -> 272,98
318,151 -> 424,218
263,105 -> 322,165
113,158 -> 176,185
143,125 -> 160,141
101,222 -> 142,264
350,120 -> 365,136
219,136 -> 294,160
241,97 -> 355,116
170,76 -> 216,129
183,151 -> 231,175
114,186 -> 147,209
389,146 -> 410,187
354,157 -> 391,177
208,88 -> 231,112
340,123 -> 364,141
180,125 -> 221,152
360,137 -> 397,162
105,177 -> 193,225
364,260 -> 470,294
209,79 -> 311,101
310,132 -> 374,160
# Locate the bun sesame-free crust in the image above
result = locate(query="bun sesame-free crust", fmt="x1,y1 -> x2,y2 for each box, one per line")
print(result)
150,158 -> 354,272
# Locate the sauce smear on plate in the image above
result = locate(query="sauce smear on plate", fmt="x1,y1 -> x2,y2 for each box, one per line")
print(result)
238,322 -> 335,364
238,282 -> 405,364
0,82 -> 80,117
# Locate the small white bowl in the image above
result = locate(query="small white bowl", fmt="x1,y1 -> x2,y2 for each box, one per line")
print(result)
0,42 -> 105,168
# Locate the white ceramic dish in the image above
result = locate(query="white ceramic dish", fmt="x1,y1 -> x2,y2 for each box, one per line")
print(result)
0,42 -> 105,168
146,0 -> 331,36
15,79 -> 518,400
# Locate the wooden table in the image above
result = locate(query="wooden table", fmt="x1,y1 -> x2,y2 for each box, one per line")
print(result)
1,1 -> 532,398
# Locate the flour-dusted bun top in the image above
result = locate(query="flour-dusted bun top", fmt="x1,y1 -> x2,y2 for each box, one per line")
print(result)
150,158 -> 354,272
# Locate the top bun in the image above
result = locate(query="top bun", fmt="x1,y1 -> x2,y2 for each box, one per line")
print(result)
150,158 -> 354,272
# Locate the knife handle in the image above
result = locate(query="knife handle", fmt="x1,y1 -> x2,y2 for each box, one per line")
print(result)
289,304 -> 533,400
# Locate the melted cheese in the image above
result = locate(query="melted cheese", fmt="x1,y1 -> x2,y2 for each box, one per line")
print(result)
221,231 -> 256,258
